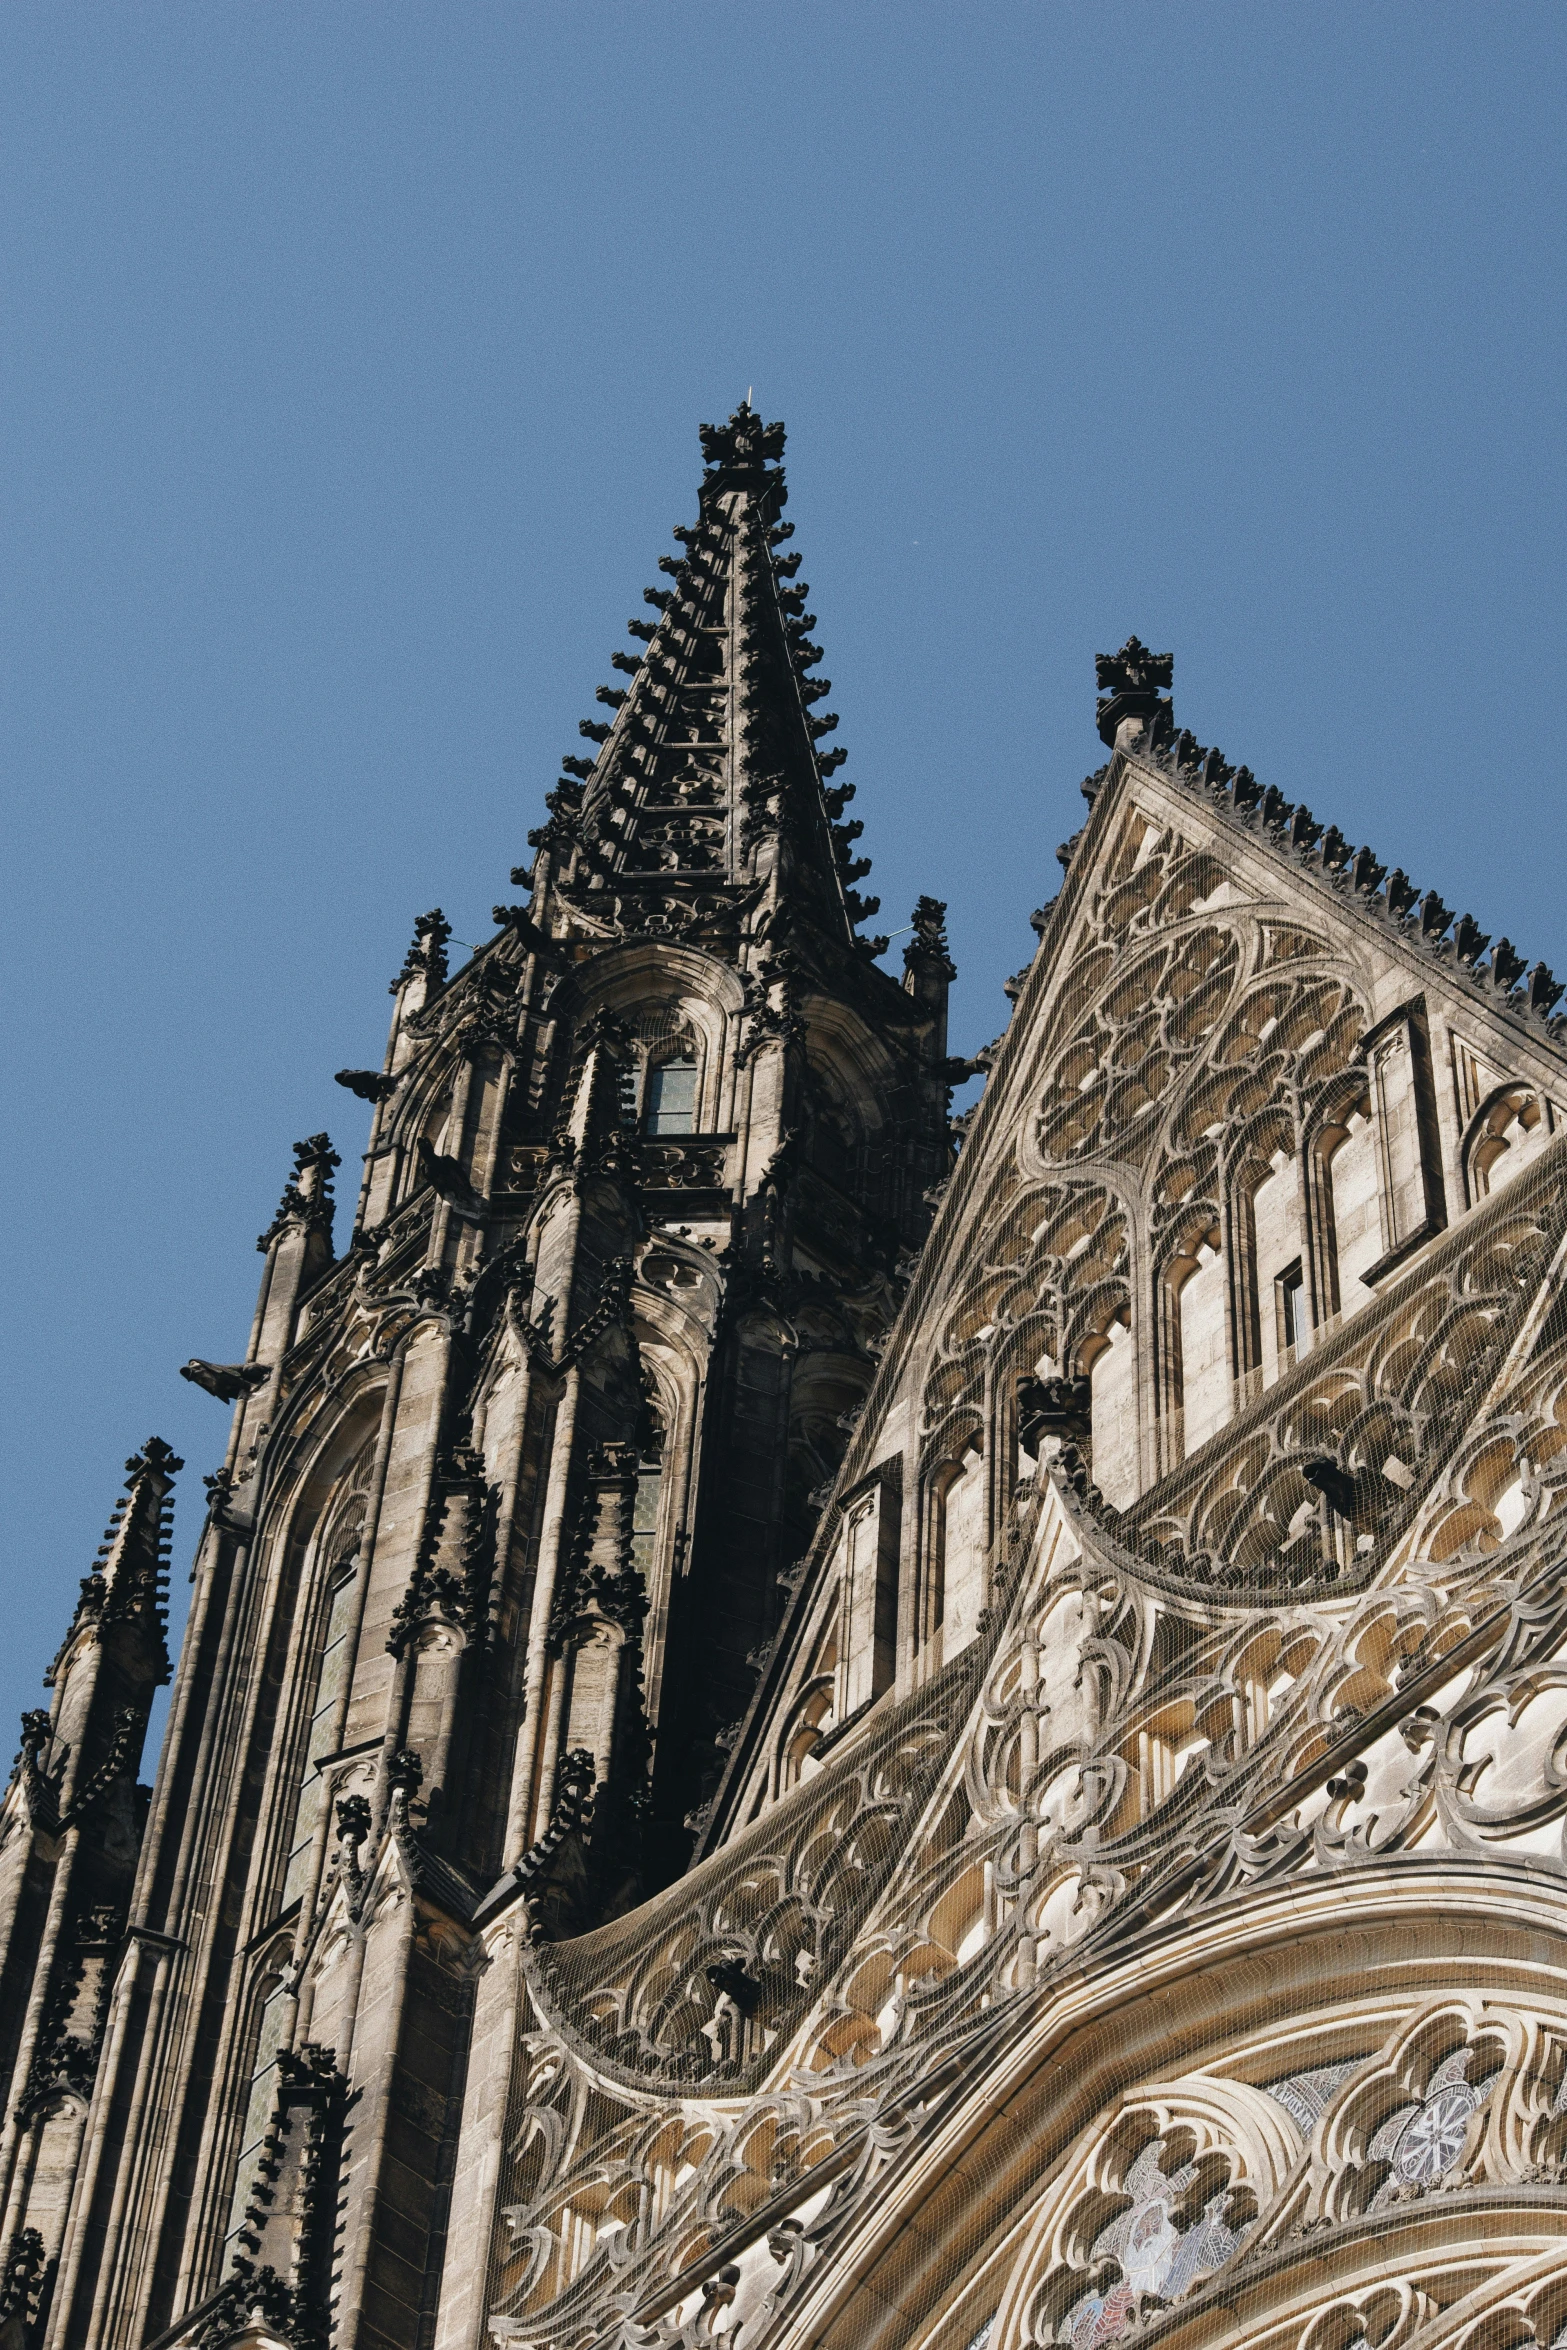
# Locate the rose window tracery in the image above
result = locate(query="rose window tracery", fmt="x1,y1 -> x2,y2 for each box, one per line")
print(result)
1367,2049 -> 1500,2200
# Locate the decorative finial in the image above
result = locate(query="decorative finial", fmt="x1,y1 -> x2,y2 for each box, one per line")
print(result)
904,895 -> 956,981
1094,637 -> 1174,751
55,1437 -> 182,1658
390,908 -> 452,996
256,1135 -> 341,1254
698,402 -> 786,475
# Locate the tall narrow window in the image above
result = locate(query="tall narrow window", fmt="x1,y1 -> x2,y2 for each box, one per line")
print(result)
1088,1318 -> 1139,1506
840,1478 -> 899,1711
281,1558 -> 359,1911
1276,1259 -> 1305,1360
1178,1235 -> 1229,1458
1324,1110 -> 1380,1312
1251,1151 -> 1303,1390
643,1055 -> 698,1137
225,1969 -> 290,2247
229,1508 -> 365,2250
631,1418 -> 664,1583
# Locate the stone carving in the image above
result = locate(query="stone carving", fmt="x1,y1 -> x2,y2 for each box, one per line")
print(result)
179,1358 -> 269,1402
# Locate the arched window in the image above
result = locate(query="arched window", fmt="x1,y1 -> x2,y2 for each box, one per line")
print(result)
775,1616 -> 838,1795
224,1955 -> 292,2252
642,1054 -> 698,1137
777,1679 -> 835,1793
1467,1084 -> 1556,1202
631,1408 -> 664,1584
280,1554 -> 360,1910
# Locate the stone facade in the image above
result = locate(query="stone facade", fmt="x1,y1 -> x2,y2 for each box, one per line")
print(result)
3,411 -> 1566,2350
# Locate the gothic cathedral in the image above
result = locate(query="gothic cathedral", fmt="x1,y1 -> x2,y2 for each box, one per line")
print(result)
4,409 -> 1566,2350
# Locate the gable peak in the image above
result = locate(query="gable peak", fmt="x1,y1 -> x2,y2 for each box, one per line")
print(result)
1073,639 -> 1564,1039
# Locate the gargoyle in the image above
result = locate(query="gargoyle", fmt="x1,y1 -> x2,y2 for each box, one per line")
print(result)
1302,1456 -> 1360,1521
416,1137 -> 483,1215
180,1360 -> 270,1404
1018,1373 -> 1093,1452
334,1068 -> 398,1103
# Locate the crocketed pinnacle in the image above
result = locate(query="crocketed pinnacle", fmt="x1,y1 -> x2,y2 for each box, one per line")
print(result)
49,1437 -> 182,1678
531,405 -> 877,952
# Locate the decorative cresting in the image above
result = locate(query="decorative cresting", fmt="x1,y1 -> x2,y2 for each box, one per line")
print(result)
1119,715 -> 1565,1041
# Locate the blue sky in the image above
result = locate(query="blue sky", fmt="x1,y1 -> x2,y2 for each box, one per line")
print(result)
2,2 -> 1564,1748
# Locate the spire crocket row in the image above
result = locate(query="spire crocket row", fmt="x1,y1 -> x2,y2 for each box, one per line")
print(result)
533,400 -> 878,954
6,409 -> 1567,2350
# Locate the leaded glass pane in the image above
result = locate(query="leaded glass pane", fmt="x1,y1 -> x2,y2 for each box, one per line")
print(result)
643,1058 -> 697,1135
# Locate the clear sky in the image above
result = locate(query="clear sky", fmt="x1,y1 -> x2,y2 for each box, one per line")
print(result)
2,3 -> 1564,1749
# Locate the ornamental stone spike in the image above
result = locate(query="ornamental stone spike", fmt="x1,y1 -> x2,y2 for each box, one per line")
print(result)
1095,634 -> 1175,751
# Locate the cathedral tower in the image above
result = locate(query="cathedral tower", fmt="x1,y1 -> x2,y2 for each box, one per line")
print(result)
0,407 -> 954,2350
4,419 -> 1566,2350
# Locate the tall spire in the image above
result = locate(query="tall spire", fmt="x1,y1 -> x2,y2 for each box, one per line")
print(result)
528,403 -> 879,953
